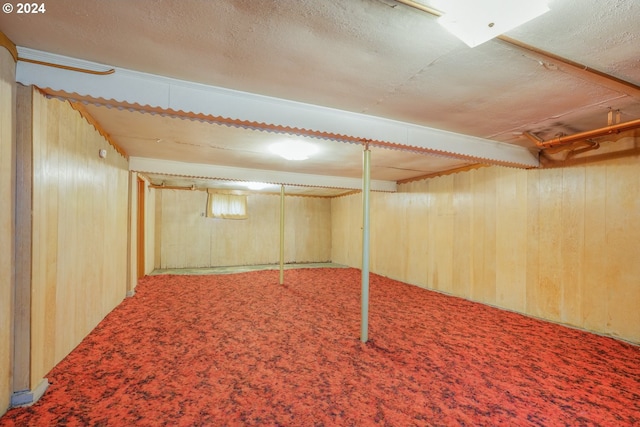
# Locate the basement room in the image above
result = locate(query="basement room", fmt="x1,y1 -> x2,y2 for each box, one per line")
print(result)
1,0 -> 639,425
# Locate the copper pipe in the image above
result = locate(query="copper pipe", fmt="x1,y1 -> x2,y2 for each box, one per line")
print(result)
523,131 -> 544,146
148,184 -> 205,191
541,145 -> 640,168
565,142 -> 600,160
539,141 -> 600,166
543,140 -> 596,155
529,118 -> 640,149
18,57 -> 115,75
3,29 -> 115,74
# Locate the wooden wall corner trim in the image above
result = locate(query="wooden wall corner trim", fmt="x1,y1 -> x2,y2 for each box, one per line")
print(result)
66,100 -> 128,159
0,32 -> 18,62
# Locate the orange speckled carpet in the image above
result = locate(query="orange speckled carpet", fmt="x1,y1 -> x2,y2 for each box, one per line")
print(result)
2,268 -> 639,426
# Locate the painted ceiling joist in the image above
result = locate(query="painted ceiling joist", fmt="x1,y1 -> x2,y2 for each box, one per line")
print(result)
129,157 -> 398,192
16,48 -> 539,169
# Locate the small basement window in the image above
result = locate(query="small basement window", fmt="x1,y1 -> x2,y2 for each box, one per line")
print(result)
206,190 -> 248,219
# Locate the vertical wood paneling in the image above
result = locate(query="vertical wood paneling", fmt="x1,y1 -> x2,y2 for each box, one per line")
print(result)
183,192 -> 209,267
43,96 -> 60,377
395,193 -> 411,283
470,167 -> 497,304
407,185 -> 430,287
0,47 -> 16,415
288,196 -> 331,263
157,191 -> 331,268
604,157 -> 640,340
160,190 -> 179,267
127,172 -> 138,294
369,193 -> 382,274
331,194 -> 362,268
332,151 -> 640,344
144,185 -> 156,275
582,164 -> 608,332
425,180 -> 438,289
55,106 -> 74,359
347,194 -> 360,269
525,168 -> 541,317
482,170 -> 497,304
154,187 -> 162,270
452,172 -> 472,297
371,192 -> 398,278
470,168 -> 488,301
430,176 -> 455,292
135,177 -> 145,279
330,196 -> 346,265
533,168 -> 563,322
29,91 -> 129,386
560,167 -> 585,326
495,167 -> 527,312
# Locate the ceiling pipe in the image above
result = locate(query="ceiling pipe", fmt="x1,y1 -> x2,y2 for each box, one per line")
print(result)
18,57 -> 115,75
498,36 -> 640,99
148,183 -> 205,191
2,31 -> 113,74
541,139 -> 598,155
525,117 -> 640,149
394,0 -> 640,99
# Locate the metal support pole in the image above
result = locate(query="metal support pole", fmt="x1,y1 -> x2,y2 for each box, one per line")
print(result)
279,184 -> 285,285
361,144 -> 371,343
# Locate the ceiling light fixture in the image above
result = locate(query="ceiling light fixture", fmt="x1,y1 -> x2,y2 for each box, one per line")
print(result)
438,0 -> 550,48
269,140 -> 318,161
244,182 -> 271,190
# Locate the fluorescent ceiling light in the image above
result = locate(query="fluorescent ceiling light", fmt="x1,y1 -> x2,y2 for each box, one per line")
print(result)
438,0 -> 550,48
269,140 -> 318,161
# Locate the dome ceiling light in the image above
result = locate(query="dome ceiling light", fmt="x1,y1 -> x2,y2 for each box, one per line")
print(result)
269,140 -> 318,161
243,182 -> 272,190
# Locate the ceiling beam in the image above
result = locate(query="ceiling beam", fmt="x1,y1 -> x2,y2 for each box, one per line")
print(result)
16,48 -> 539,169
129,157 -> 398,192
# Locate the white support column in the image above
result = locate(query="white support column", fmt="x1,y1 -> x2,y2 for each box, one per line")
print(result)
279,184 -> 285,285
361,144 -> 371,343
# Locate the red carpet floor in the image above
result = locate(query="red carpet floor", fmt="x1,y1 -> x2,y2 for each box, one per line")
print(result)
1,268 -> 639,426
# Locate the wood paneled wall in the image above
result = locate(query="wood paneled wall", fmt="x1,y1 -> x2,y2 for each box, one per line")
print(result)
25,90 -> 129,387
126,173 -> 156,293
0,44 -> 16,417
127,173 -> 138,294
331,144 -> 640,343
144,184 -> 156,275
156,190 -> 331,268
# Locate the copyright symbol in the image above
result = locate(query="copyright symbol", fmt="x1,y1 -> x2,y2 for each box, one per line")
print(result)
2,3 -> 13,13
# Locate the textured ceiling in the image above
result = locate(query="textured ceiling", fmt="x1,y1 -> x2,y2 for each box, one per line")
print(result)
1,0 -> 639,195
